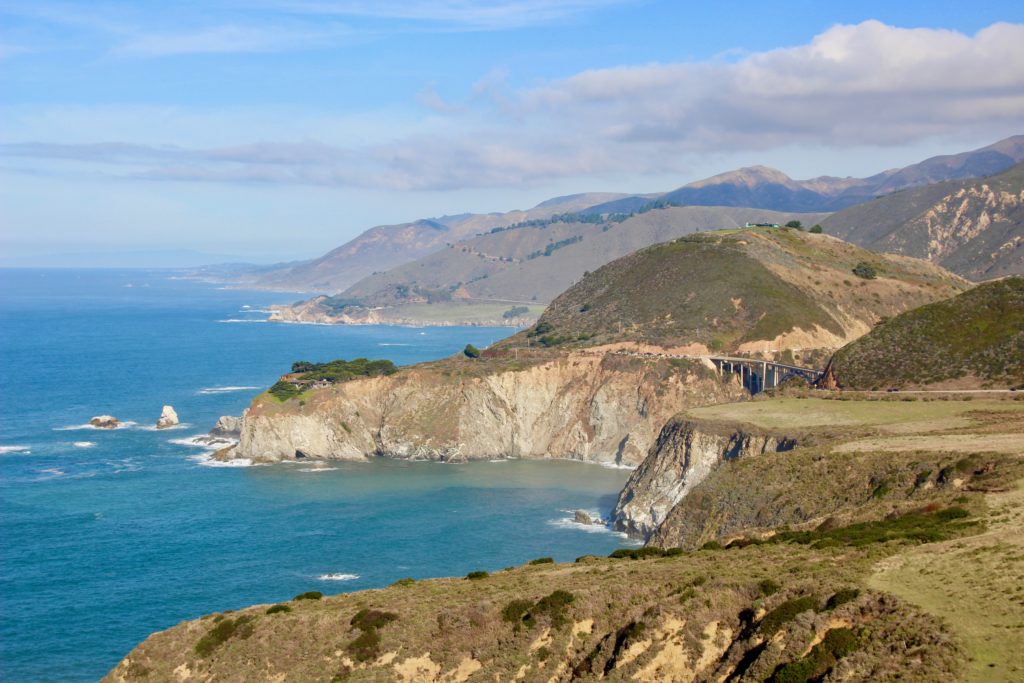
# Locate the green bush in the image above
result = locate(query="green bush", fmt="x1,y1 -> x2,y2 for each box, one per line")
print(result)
785,220 -> 803,230
390,577 -> 415,587
528,557 -> 554,565
194,615 -> 255,657
700,540 -> 723,551
769,506 -> 974,549
269,381 -> 302,402
852,262 -> 877,279
293,591 -> 322,601
350,609 -> 398,631
809,224 -> 823,234
758,578 -> 782,596
346,628 -> 382,663
609,546 -> 683,560
826,588 -> 860,610
266,604 -> 292,615
760,596 -> 819,635
463,344 -> 481,359
466,570 -> 489,580
501,599 -> 534,623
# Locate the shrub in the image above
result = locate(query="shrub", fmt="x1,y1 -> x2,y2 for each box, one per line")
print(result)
350,609 -> 398,631
809,224 -> 823,234
852,262 -> 877,279
390,577 -> 415,587
466,570 -> 489,580
502,599 -> 534,623
194,615 -> 255,657
502,306 -> 529,319
700,540 -> 724,551
609,546 -> 682,560
293,591 -> 322,601
269,381 -> 302,402
760,596 -> 819,635
463,344 -> 481,359
758,579 -> 782,596
785,220 -> 803,229
826,588 -> 860,610
346,628 -> 382,662
529,557 -> 554,565
266,604 -> 292,615
535,590 -> 576,628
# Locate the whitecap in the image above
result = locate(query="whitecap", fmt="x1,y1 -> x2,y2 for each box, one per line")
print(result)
218,318 -> 267,323
188,453 -> 261,468
378,343 -> 411,347
546,515 -> 636,540
196,386 -> 260,395
37,467 -> 65,477
169,434 -> 237,449
137,423 -> 191,432
73,441 -> 96,448
298,467 -> 339,473
599,461 -> 636,470
55,420 -> 137,431
0,445 -> 31,455
318,573 -> 360,581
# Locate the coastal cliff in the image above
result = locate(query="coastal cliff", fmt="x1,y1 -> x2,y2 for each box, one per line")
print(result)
236,352 -> 747,466
611,418 -> 796,539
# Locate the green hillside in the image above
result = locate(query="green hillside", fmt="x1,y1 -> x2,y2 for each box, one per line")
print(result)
827,277 -> 1024,389
503,228 -> 966,354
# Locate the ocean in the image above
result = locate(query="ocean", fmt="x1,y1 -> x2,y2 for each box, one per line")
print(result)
0,269 -> 636,682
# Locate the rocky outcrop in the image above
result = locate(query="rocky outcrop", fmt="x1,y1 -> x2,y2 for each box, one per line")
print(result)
155,406 -> 179,430
612,418 -> 796,540
210,415 -> 243,438
89,415 -> 119,429
235,352 -> 747,466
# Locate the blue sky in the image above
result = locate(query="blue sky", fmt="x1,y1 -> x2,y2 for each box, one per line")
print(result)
2,1 -> 1023,265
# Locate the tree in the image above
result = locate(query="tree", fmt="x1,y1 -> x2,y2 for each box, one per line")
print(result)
809,224 -> 823,234
463,344 -> 481,358
785,220 -> 803,230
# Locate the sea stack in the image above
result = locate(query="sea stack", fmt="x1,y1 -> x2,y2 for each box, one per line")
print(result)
89,415 -> 119,429
155,405 -> 179,430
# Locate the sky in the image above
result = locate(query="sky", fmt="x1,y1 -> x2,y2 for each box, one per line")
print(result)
2,1 -> 1023,266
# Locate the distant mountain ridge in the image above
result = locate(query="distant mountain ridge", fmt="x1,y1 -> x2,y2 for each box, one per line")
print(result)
211,135 -> 1023,294
822,162 -> 1024,280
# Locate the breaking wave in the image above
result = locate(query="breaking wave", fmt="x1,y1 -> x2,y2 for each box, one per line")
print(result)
318,573 -> 360,581
1,445 -> 32,455
196,386 -> 260,395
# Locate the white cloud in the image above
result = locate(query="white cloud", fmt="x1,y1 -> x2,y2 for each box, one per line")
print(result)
4,21 -> 1024,190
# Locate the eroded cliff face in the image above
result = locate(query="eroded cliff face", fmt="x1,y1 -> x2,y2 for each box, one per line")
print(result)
236,353 -> 747,466
612,418 -> 796,540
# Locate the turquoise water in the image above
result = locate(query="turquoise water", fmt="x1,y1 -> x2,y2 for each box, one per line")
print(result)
0,269 -> 635,682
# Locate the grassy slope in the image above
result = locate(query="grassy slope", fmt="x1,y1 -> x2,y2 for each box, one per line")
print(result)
108,396 -> 1024,682
502,228 -> 965,353
828,277 -> 1024,389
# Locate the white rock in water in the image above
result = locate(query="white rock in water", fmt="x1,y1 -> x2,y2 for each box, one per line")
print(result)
156,405 -> 180,429
89,415 -> 119,429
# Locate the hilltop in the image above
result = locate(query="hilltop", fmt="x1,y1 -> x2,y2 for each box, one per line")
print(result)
502,228 -> 966,356
823,277 -> 1024,390
822,161 -> 1024,280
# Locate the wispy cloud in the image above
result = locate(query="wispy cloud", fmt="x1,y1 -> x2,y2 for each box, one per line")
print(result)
111,22 -> 355,57
5,21 -> 1024,190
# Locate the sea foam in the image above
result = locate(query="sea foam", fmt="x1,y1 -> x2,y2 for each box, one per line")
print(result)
318,573 -> 360,581
196,386 -> 260,395
0,445 -> 32,455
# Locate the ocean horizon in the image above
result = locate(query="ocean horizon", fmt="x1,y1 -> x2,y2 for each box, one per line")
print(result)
0,268 -> 636,682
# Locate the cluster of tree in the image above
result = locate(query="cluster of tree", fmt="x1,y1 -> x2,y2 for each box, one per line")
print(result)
782,220 -> 824,233
502,306 -> 530,319
852,262 -> 878,279
526,235 -> 583,260
290,358 -> 398,382
482,198 -> 682,237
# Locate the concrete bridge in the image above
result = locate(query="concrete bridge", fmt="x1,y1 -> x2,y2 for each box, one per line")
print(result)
707,356 -> 822,394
